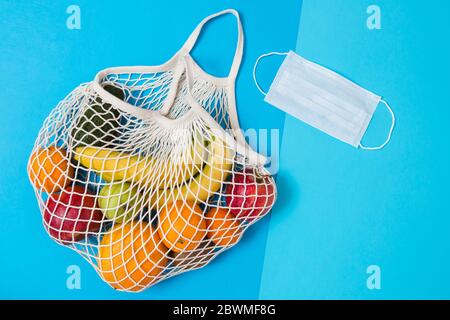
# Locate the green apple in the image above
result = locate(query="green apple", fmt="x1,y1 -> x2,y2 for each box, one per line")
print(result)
98,182 -> 139,223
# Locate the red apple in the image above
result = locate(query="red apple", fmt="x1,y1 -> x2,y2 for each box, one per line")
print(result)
225,169 -> 276,221
43,185 -> 103,244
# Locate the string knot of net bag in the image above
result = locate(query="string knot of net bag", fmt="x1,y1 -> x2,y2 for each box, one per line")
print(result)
27,9 -> 277,292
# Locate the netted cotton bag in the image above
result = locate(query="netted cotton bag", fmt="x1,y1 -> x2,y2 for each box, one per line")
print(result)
27,9 -> 277,292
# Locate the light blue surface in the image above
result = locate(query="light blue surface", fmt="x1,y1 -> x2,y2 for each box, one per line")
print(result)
0,0 -> 301,299
260,0 -> 450,299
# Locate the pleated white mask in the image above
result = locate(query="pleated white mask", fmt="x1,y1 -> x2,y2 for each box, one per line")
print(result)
253,51 -> 395,150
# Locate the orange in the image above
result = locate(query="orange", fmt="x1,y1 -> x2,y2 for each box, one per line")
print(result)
205,208 -> 242,247
28,146 -> 74,193
158,201 -> 206,253
98,222 -> 169,292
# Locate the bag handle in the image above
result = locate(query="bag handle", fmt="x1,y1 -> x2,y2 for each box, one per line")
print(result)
182,56 -> 267,167
179,9 -> 244,79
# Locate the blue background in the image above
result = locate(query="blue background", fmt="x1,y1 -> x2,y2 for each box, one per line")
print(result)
260,0 -> 450,299
1,0 -> 449,300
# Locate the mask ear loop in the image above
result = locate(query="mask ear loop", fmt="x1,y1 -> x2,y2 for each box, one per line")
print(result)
253,52 -> 289,96
359,100 -> 396,151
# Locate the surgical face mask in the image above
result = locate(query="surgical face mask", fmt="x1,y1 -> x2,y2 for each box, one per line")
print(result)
253,51 -> 395,150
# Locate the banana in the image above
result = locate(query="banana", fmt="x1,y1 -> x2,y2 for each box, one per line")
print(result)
73,133 -> 235,207
74,147 -> 142,182
73,136 -> 205,189
149,136 -> 235,209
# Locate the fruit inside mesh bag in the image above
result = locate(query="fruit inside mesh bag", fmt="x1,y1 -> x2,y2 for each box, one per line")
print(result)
225,169 -> 276,222
29,75 -> 278,293
71,85 -> 123,147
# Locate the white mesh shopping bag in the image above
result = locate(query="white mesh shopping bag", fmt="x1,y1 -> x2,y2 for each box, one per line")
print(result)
27,9 -> 277,292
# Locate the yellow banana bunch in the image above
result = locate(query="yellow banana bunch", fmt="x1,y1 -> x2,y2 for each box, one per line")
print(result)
73,138 -> 205,189
74,147 -> 144,183
73,134 -> 235,208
